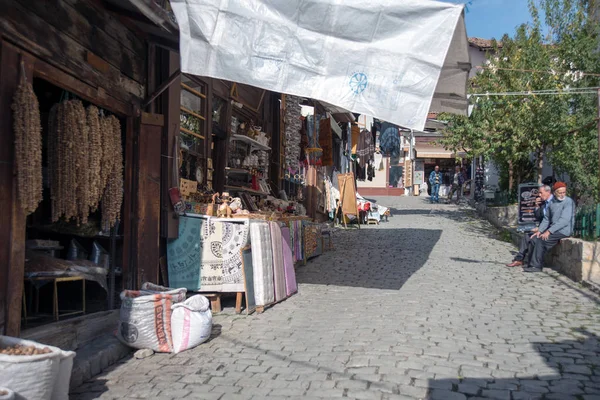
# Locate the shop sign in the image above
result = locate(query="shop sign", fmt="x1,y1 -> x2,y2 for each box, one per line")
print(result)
518,182 -> 540,226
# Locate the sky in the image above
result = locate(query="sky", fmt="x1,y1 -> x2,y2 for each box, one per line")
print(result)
441,0 -> 534,40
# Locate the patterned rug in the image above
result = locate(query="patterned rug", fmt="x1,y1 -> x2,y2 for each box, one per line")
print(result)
250,221 -> 274,306
167,216 -> 249,292
280,226 -> 298,297
270,222 -> 287,302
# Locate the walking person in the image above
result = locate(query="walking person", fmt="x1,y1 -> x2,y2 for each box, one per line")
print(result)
506,184 -> 553,267
523,182 -> 575,273
447,166 -> 465,204
429,166 -> 442,203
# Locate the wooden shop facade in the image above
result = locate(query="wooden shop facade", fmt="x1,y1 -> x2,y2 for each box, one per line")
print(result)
0,0 -> 353,339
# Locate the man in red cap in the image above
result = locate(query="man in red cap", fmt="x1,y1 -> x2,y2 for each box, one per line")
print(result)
523,181 -> 575,273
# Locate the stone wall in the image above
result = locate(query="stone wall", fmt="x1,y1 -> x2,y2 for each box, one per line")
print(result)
475,202 -> 600,286
546,239 -> 600,285
475,203 -> 518,229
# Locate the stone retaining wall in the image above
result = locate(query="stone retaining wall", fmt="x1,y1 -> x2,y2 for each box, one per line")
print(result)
546,238 -> 600,286
475,203 -> 518,229
475,202 -> 600,286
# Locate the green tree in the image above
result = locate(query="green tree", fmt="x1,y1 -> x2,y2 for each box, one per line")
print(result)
440,0 -> 600,201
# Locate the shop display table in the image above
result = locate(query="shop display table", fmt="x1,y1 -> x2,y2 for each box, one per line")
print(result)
23,275 -> 85,323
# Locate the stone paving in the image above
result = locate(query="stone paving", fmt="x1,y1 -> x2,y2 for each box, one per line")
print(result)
72,196 -> 600,400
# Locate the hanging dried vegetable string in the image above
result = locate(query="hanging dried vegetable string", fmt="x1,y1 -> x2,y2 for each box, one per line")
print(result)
48,99 -> 123,228
72,100 -> 90,224
87,105 -> 102,210
99,114 -> 113,191
12,68 -> 42,214
101,115 -> 123,230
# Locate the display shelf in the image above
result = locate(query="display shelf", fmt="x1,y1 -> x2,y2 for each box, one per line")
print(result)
224,185 -> 269,197
226,168 -> 251,175
225,167 -> 266,174
230,134 -> 271,151
28,226 -> 124,240
181,127 -> 205,140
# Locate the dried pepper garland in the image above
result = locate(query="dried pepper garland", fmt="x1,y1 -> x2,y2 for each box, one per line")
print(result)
48,101 -> 123,229
86,105 -> 102,210
73,100 -> 90,224
101,115 -> 123,230
12,74 -> 43,214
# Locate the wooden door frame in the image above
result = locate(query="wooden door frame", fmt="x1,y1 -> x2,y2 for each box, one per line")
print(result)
0,40 -> 138,336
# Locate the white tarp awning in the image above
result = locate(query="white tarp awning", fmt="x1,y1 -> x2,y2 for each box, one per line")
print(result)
171,0 -> 470,131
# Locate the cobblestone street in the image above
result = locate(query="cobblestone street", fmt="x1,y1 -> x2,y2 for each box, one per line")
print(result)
73,197 -> 600,400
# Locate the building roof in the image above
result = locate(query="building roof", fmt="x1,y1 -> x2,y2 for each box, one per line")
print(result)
468,37 -> 502,50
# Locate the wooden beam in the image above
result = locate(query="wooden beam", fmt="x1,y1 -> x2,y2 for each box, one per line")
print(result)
181,106 -> 206,121
143,68 -> 180,108
180,126 -> 205,140
127,0 -> 179,34
17,0 -> 146,82
181,82 -> 206,99
0,0 -> 145,103
33,51 -> 132,117
135,115 -> 163,287
148,34 -> 180,53
0,42 -> 31,336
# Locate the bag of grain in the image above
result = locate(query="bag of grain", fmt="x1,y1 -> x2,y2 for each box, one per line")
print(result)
171,295 -> 212,354
116,284 -> 187,353
0,336 -> 75,400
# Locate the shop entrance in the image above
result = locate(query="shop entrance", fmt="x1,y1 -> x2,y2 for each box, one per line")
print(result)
18,77 -> 126,329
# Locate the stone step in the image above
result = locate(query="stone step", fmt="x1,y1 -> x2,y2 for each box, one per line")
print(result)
70,334 -> 131,390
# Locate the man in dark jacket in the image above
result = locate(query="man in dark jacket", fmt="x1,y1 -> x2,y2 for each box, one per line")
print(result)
523,182 -> 575,273
506,184 -> 553,267
447,165 -> 465,204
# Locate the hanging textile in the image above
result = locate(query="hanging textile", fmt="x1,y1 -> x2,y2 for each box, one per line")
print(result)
351,124 -> 360,154
379,122 -> 400,157
284,95 -> 302,171
356,129 -> 375,168
319,117 -> 333,166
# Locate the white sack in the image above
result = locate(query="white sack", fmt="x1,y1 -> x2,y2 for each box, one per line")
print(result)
0,388 -> 15,400
141,282 -> 187,302
117,285 -> 187,353
171,295 -> 212,354
171,0 -> 468,131
0,336 -> 75,400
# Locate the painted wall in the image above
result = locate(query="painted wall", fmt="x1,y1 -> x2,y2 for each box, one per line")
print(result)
357,153 -> 387,189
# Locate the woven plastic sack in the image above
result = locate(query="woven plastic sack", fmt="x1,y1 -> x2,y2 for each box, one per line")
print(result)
0,336 -> 75,400
117,284 -> 187,353
171,295 -> 212,354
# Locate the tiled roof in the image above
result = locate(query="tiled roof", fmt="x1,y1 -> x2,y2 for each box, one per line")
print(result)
468,37 -> 502,50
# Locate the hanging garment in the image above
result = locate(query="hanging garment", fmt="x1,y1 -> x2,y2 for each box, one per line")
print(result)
355,161 -> 366,181
356,129 -> 375,168
367,164 -> 375,181
379,122 -> 400,157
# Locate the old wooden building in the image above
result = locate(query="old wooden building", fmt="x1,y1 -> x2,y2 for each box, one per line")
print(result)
0,0 -> 182,337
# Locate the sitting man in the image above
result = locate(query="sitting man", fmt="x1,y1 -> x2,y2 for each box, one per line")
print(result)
506,184 -> 553,267
523,181 -> 575,273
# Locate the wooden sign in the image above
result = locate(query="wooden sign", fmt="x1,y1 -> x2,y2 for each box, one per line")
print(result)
337,173 -> 358,216
518,182 -> 540,226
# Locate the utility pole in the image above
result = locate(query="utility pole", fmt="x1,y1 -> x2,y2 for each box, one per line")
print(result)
598,88 -> 600,196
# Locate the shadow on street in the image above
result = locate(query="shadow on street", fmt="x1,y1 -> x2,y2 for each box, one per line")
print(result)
296,228 -> 442,290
